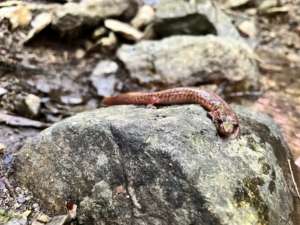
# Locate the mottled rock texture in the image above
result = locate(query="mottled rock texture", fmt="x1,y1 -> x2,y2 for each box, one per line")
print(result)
15,104 -> 293,225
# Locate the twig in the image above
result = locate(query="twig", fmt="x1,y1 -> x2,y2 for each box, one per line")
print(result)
227,91 -> 263,98
288,158 -> 300,199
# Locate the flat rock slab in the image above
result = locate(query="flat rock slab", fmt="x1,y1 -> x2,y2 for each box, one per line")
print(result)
15,105 -> 293,225
117,35 -> 259,92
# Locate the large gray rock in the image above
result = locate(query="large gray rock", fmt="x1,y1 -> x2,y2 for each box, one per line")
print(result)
117,35 -> 259,92
153,0 -> 241,39
14,104 -> 294,225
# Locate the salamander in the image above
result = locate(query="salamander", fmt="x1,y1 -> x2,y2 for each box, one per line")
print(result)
103,87 -> 240,138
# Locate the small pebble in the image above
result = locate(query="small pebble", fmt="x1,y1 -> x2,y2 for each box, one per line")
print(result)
32,203 -> 40,211
104,19 -> 143,41
0,178 -> 6,190
36,213 -> 50,223
259,0 -> 277,11
92,27 -> 107,39
0,87 -> 7,96
13,202 -> 22,209
15,187 -> 22,193
0,143 -> 6,154
286,53 -> 300,63
25,196 -> 32,201
75,49 -> 85,59
295,156 -> 300,168
99,32 -> 117,48
24,94 -> 41,116
131,5 -> 155,29
238,20 -> 256,38
17,194 -> 26,204
246,8 -> 257,15
60,96 -> 82,105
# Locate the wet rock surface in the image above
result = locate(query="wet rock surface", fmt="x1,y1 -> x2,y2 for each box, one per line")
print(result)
118,35 -> 259,92
15,105 -> 293,225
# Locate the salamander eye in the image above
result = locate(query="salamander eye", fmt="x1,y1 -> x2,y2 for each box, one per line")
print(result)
215,117 -> 223,124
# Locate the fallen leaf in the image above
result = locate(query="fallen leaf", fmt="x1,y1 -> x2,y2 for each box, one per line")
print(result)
238,20 -> 256,38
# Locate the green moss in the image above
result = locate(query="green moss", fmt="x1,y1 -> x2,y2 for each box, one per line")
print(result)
270,169 -> 276,180
247,136 -> 261,152
268,181 -> 276,194
234,176 -> 269,225
0,209 -> 11,223
261,163 -> 271,175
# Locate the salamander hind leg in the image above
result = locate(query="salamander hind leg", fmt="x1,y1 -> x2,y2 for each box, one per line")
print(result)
207,110 -> 219,123
149,96 -> 161,105
145,95 -> 161,109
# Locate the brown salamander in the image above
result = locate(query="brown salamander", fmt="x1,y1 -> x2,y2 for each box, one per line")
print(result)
103,87 -> 240,138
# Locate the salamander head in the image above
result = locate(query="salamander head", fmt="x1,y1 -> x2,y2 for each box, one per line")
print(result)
218,117 -> 240,138
208,109 -> 240,138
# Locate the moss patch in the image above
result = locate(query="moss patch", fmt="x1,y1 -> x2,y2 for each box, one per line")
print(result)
234,176 -> 269,225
